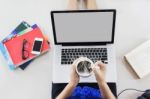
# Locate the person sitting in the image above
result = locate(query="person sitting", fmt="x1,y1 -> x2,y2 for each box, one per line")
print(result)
56,61 -> 116,99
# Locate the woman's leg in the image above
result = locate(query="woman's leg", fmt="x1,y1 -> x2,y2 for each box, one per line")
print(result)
68,0 -> 97,10
68,0 -> 78,10
86,0 -> 97,9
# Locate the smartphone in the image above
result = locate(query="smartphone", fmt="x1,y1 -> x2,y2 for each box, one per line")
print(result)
31,38 -> 43,55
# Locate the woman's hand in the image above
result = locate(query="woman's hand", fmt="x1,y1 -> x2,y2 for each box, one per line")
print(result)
92,61 -> 106,83
56,60 -> 80,99
69,59 -> 80,86
93,61 -> 116,99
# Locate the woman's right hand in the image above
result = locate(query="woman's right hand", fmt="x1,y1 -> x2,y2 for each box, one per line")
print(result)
92,61 -> 106,83
69,59 -> 80,86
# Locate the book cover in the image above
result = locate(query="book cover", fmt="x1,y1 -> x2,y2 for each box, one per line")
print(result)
125,40 -> 150,78
4,27 -> 49,68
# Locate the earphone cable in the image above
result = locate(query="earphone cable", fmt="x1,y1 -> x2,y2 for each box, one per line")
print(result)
117,88 -> 145,98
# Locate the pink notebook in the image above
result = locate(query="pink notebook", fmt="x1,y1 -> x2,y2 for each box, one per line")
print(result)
4,27 -> 49,67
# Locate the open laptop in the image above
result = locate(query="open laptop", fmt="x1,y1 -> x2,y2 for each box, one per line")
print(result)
51,10 -> 117,83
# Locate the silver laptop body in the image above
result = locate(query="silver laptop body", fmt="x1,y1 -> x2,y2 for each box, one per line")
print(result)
51,10 -> 117,83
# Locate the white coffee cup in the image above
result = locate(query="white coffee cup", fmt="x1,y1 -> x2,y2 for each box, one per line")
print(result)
74,57 -> 94,77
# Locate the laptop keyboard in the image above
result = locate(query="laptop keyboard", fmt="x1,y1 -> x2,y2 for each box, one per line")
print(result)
61,48 -> 108,65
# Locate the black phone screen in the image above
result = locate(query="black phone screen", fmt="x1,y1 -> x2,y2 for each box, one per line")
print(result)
33,41 -> 42,51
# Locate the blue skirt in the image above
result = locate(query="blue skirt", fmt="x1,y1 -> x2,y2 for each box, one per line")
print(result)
68,86 -> 102,99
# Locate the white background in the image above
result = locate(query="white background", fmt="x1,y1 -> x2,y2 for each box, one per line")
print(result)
0,0 -> 150,99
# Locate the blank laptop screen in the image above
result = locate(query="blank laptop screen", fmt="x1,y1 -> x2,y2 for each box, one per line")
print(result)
52,11 -> 115,44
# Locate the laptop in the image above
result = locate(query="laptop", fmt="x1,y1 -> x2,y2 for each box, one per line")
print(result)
51,10 -> 117,83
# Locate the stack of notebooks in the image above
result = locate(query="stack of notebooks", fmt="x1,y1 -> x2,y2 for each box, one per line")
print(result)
0,21 -> 50,70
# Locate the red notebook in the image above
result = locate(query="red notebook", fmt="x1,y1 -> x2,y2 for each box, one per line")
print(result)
4,27 -> 49,67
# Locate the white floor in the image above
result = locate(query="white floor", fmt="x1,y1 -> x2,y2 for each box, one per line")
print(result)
0,0 -> 150,99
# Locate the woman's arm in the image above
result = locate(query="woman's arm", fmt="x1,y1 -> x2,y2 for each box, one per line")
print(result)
93,61 -> 116,99
56,64 -> 79,99
97,81 -> 115,99
56,82 -> 77,99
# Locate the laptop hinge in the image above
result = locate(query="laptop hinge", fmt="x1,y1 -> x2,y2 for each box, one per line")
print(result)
61,43 -> 107,46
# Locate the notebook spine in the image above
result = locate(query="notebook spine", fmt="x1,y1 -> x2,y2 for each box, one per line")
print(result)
0,42 -> 15,70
